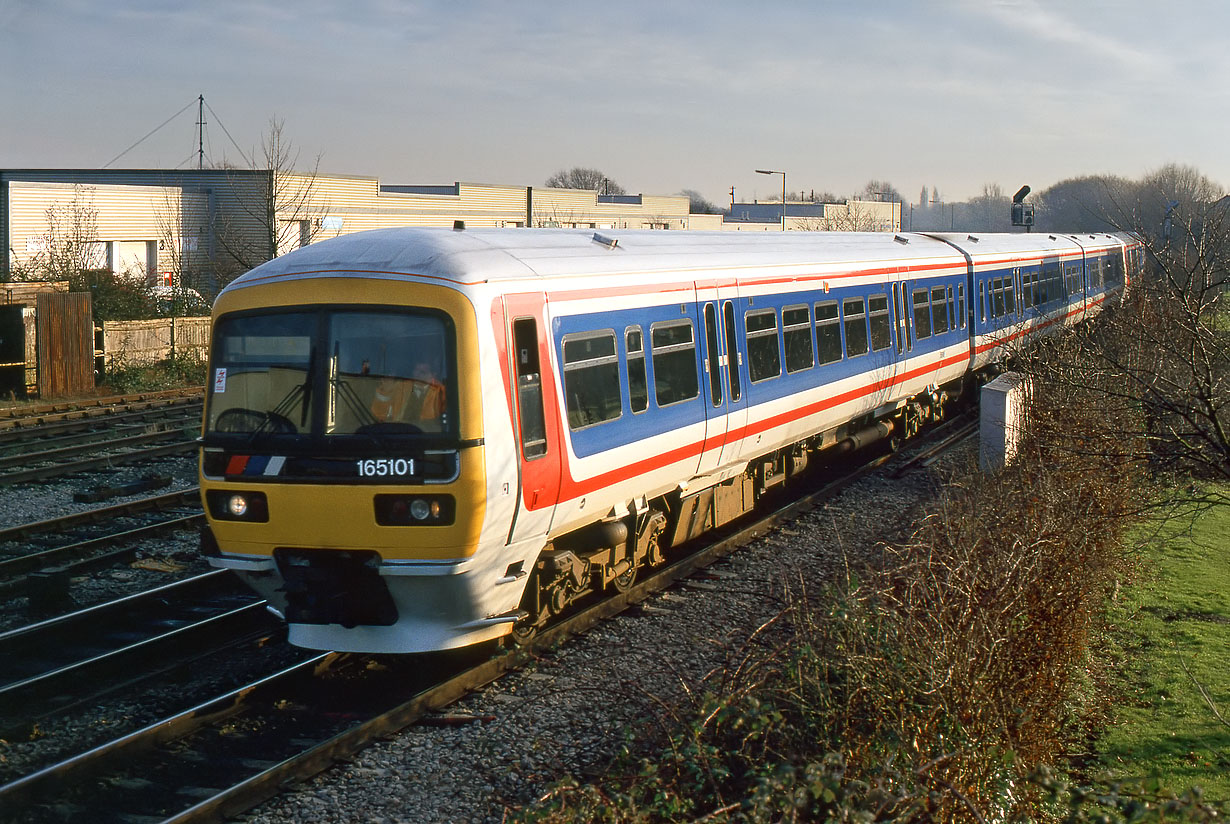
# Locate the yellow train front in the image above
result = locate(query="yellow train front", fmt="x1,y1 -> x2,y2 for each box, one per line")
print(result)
198,232 -> 531,653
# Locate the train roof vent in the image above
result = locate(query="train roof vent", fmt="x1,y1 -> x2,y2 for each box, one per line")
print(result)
967,234 -> 980,242
893,234 -> 909,244
453,220 -> 466,231
592,232 -> 619,250
1049,234 -> 1058,240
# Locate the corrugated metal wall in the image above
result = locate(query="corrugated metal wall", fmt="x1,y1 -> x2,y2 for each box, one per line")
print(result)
36,291 -> 93,398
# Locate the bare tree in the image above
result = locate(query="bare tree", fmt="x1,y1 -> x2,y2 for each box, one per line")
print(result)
10,186 -> 105,289
1027,166 -> 1229,506
794,201 -> 884,232
858,179 -> 904,204
213,118 -> 331,278
965,183 -> 1013,232
680,189 -> 722,215
544,167 -> 625,195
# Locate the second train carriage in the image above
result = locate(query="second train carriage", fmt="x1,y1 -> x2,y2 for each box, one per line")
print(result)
199,228 -> 1142,653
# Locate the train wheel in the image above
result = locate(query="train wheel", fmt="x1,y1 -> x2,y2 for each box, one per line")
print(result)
609,565 -> 636,593
509,619 -> 538,646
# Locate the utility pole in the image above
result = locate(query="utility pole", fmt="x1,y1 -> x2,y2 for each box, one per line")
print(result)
196,94 -> 206,170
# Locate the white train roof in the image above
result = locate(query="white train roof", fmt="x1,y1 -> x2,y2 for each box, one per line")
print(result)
221,227 -> 1130,295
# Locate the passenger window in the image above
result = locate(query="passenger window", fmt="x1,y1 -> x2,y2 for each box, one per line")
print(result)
782,305 -> 813,373
746,309 -> 781,382
842,297 -> 868,358
993,278 -> 1006,317
562,331 -> 621,430
912,288 -> 931,339
704,304 -> 722,407
931,286 -> 948,334
815,300 -> 842,365
651,320 -> 699,407
1003,277 -> 1015,316
722,301 -> 741,402
626,327 -> 647,414
512,318 -> 547,459
867,294 -> 891,351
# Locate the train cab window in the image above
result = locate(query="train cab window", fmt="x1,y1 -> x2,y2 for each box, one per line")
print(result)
651,320 -> 699,407
626,327 -> 648,414
957,284 -> 966,328
562,330 -> 622,430
512,318 -> 547,459
842,297 -> 869,358
783,305 -> 814,373
911,288 -> 931,339
746,309 -> 781,382
931,286 -> 948,335
867,294 -> 891,351
815,300 -> 842,365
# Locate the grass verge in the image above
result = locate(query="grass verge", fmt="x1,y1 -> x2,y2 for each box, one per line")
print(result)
1095,491 -> 1230,799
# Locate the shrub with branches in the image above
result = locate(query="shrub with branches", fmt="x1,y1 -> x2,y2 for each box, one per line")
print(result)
517,321 -> 1224,822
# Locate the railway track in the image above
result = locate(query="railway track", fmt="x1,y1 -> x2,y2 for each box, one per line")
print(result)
0,571 -> 277,738
0,401 -> 202,455
0,488 -> 204,603
0,388 -> 203,431
0,433 -> 200,486
0,440 -> 919,824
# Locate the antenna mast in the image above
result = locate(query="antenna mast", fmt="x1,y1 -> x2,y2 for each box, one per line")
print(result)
196,94 -> 205,169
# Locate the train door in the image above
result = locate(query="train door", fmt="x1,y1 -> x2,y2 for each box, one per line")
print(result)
696,284 -> 746,474
500,293 -> 563,546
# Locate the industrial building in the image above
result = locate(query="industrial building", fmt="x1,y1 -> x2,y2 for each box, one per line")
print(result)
2,169 -> 720,293
2,168 -> 900,295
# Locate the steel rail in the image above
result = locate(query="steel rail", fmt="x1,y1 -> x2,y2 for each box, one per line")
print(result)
0,487 -> 200,543
0,388 -> 204,425
0,438 -> 199,486
0,402 -> 202,448
0,425 -> 197,471
890,414 -> 979,477
0,513 -> 205,601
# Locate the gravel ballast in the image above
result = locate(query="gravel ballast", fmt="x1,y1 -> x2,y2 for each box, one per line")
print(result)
240,452 -> 964,824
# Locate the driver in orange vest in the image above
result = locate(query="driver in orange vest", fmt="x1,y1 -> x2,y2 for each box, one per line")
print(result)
371,360 -> 445,422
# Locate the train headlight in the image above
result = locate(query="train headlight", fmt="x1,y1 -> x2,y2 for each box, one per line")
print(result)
409,498 -> 432,521
374,494 -> 455,526
206,489 -> 269,522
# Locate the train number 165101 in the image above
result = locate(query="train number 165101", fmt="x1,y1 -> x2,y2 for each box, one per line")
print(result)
357,458 -> 416,477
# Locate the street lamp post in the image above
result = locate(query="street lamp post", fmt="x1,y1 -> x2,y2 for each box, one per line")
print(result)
755,169 -> 786,230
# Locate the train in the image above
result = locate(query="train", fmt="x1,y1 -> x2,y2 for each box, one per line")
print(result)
198,227 -> 1144,653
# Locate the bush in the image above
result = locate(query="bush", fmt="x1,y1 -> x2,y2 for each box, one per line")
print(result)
100,353 -> 206,394
516,311 -> 1225,823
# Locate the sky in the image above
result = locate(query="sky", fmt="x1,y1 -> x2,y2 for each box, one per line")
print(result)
2,0 -> 1227,208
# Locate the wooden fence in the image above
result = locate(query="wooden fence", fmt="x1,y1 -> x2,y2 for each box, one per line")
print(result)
100,317 -> 211,368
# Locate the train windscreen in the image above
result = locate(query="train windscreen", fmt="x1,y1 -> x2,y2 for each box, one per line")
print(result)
205,308 -> 456,444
